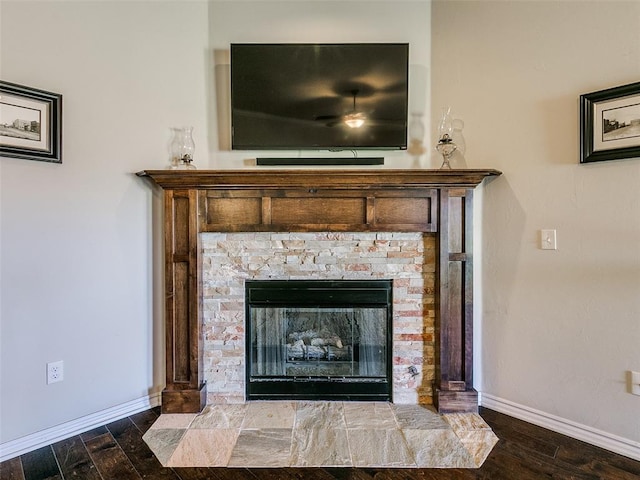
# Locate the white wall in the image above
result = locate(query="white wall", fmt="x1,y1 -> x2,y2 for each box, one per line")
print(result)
0,0 -> 209,444
0,0 -> 429,448
432,0 -> 640,446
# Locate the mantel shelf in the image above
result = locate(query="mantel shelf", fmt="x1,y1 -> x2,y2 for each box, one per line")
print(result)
137,168 -> 501,190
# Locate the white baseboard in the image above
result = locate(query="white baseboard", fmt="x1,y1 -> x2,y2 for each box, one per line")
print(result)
480,392 -> 640,462
0,393 -> 161,463
3,393 -> 638,464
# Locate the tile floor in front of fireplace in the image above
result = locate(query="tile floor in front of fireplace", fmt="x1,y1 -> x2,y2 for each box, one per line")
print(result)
143,401 -> 498,468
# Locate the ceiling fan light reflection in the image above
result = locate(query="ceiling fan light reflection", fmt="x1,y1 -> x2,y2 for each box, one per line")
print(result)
344,113 -> 366,128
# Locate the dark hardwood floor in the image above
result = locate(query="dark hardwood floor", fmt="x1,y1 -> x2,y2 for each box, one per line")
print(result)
1,407 -> 639,479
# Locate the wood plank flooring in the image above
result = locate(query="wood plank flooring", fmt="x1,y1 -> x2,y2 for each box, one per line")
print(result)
1,407 -> 639,479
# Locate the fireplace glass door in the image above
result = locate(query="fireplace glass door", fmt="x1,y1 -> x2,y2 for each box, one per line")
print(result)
245,280 -> 393,401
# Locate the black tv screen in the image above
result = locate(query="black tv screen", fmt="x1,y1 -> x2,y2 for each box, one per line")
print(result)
230,43 -> 409,151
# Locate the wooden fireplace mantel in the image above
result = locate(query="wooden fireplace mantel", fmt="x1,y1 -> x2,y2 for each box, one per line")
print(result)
137,168 -> 501,414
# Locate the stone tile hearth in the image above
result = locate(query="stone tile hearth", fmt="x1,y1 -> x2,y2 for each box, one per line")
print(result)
143,401 -> 498,468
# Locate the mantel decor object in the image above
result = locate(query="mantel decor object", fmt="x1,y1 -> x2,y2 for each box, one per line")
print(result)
435,107 -> 457,169
170,126 -> 196,169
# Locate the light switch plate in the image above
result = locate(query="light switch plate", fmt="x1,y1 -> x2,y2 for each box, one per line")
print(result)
541,229 -> 557,250
630,371 -> 640,396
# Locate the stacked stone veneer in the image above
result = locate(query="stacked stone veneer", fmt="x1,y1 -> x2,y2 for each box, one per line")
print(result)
201,232 -> 436,405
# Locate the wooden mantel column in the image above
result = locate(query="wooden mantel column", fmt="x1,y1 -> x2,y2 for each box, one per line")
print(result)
137,169 -> 501,414
161,188 -> 206,413
435,187 -> 477,412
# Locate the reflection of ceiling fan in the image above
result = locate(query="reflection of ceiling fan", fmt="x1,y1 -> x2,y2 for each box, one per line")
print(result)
315,89 -> 367,128
343,90 -> 366,128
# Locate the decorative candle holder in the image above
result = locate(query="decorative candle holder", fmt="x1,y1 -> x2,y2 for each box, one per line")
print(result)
170,126 -> 196,169
435,134 -> 457,169
435,107 -> 457,169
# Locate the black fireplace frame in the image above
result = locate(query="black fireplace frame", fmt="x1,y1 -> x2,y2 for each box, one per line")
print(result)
245,279 -> 393,401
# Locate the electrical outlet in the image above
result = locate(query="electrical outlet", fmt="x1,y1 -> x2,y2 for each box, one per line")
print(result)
541,229 -> 557,250
47,361 -> 64,384
630,371 -> 640,396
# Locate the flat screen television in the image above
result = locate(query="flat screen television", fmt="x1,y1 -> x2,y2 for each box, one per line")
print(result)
230,43 -> 409,153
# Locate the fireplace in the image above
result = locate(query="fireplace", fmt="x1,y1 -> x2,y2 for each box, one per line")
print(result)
245,279 -> 393,401
137,168 -> 501,414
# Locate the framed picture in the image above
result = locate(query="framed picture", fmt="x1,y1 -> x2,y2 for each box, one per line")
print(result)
580,81 -> 640,164
0,81 -> 62,163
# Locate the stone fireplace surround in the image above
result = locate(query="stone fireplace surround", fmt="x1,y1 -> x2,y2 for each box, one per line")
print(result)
138,168 -> 501,415
203,231 -> 431,405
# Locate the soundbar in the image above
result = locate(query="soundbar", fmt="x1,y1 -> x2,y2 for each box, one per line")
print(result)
256,157 -> 384,166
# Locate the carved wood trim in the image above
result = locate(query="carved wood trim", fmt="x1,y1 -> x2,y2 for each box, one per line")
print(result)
138,169 -> 501,414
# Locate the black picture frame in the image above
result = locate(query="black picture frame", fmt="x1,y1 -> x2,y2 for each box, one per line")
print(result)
0,81 -> 62,163
580,81 -> 640,164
